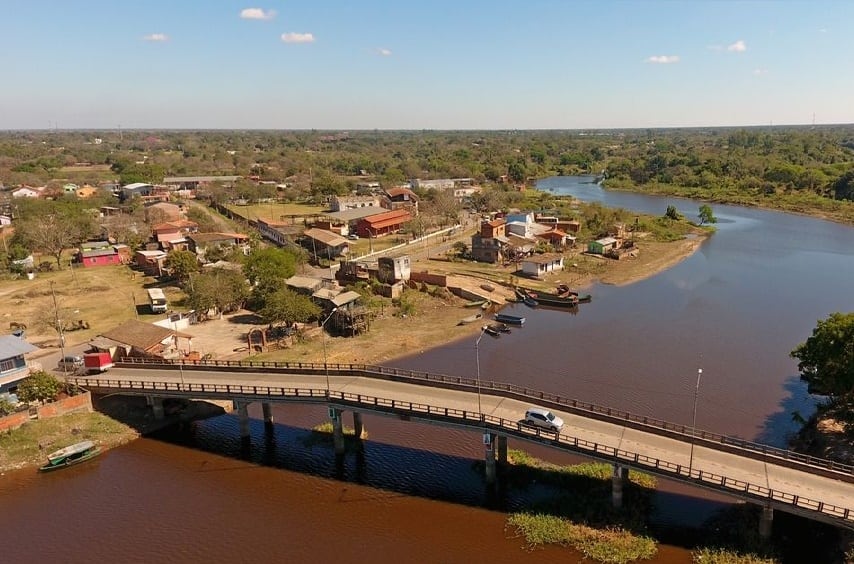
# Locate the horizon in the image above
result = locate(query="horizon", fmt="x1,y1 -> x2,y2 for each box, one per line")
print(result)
3,1 -> 852,130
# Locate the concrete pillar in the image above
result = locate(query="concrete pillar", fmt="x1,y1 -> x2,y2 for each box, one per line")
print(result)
612,464 -> 627,508
331,408 -> 345,455
150,398 -> 164,420
496,435 -> 508,465
352,412 -> 363,440
262,402 -> 274,428
484,433 -> 497,486
237,402 -> 250,440
759,505 -> 774,539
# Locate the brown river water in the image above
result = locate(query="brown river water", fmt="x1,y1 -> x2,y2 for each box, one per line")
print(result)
3,178 -> 854,563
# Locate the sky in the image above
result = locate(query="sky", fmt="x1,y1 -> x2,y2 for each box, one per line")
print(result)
1,0 -> 852,130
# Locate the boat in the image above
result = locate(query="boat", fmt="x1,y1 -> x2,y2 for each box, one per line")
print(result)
514,288 -> 538,308
480,300 -> 492,310
481,325 -> 501,337
494,323 -> 511,333
494,313 -> 525,325
39,440 -> 101,473
458,312 -> 483,325
555,283 -> 592,303
479,283 -> 495,292
519,287 -> 583,308
464,299 -> 487,308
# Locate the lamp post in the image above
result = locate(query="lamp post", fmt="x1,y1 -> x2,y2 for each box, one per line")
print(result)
50,281 -> 67,377
688,368 -> 702,476
321,307 -> 339,396
474,326 -> 486,420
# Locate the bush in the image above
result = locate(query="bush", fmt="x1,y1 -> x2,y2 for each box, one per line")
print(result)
16,371 -> 62,403
0,398 -> 17,416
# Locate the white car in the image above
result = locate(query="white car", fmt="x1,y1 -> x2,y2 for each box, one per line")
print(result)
524,407 -> 564,433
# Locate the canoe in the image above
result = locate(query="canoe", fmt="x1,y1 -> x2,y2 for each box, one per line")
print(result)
480,284 -> 495,292
464,299 -> 487,308
514,288 -> 538,308
47,440 -> 95,463
40,441 -> 101,473
458,312 -> 483,325
494,313 -> 525,325
481,325 -> 501,337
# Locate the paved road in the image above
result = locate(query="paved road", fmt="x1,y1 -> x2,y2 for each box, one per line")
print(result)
75,365 -> 854,529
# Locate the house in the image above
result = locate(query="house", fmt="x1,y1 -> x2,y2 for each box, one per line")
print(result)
91,320 -> 194,360
257,218 -> 299,247
187,232 -> 249,259
162,175 -> 241,190
470,219 -> 508,264
284,275 -> 324,295
121,182 -> 153,200
75,185 -> 100,199
303,228 -> 349,259
12,186 -> 44,198
145,202 -> 183,222
384,187 -> 419,215
355,209 -> 412,238
77,241 -> 124,267
0,335 -> 37,396
134,249 -> 168,276
331,195 -> 381,212
558,220 -> 581,233
587,237 -> 619,255
411,178 -> 455,191
520,253 -> 565,278
537,229 -> 575,249
0,214 -> 11,226
378,255 -> 411,283
152,220 -> 199,250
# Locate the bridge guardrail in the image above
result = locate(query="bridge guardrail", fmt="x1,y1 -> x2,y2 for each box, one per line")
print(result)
112,357 -> 854,479
71,375 -> 854,529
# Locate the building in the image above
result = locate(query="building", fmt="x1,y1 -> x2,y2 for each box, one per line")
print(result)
470,219 -> 508,264
377,256 -> 411,283
330,195 -> 381,212
145,202 -> 183,222
303,228 -> 349,259
121,182 -> 153,200
187,232 -> 250,259
91,320 -> 194,360
284,275 -> 324,295
75,185 -> 100,199
520,253 -> 564,278
134,249 -> 168,276
536,229 -> 575,249
384,187 -> 419,215
355,209 -> 412,238
77,241 -> 124,267
151,220 -> 198,250
411,178 -> 454,191
587,237 -> 618,255
257,218 -> 296,247
11,186 -> 44,198
0,335 -> 37,396
162,176 -> 241,190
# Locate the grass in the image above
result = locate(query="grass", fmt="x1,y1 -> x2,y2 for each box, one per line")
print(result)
691,548 -> 778,564
0,411 -> 137,471
225,202 -> 325,222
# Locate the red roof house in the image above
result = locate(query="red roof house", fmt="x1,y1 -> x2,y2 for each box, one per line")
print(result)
355,209 -> 412,238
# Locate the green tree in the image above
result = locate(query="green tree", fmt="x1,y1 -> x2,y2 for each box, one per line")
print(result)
664,205 -> 681,221
16,371 -> 62,403
14,207 -> 95,269
164,250 -> 200,286
698,204 -> 717,225
832,171 -> 854,201
186,268 -> 250,315
258,287 -> 320,326
790,312 -> 854,399
0,398 -> 16,415
244,247 -> 302,294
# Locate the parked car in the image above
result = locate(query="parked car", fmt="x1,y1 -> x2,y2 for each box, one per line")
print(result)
524,407 -> 564,433
347,233 -> 359,240
57,355 -> 84,371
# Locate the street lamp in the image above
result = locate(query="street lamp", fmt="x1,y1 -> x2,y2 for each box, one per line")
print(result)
688,368 -> 702,476
474,326 -> 487,420
321,307 -> 339,396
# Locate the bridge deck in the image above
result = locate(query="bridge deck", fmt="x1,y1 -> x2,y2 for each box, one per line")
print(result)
72,365 -> 854,530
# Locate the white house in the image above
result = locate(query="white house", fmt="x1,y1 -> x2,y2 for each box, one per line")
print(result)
12,186 -> 43,198
520,253 -> 565,278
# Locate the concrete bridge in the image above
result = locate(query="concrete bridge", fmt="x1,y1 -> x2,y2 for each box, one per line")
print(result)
67,358 -> 854,536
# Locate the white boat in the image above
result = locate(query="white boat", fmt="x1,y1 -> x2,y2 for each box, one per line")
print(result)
47,440 -> 96,464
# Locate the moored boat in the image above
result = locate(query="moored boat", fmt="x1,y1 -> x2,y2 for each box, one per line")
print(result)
514,288 -> 538,308
494,313 -> 525,325
481,325 -> 501,337
40,440 -> 101,472
458,312 -> 483,325
464,299 -> 487,308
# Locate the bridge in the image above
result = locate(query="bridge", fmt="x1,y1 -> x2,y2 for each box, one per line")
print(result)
67,358 -> 854,536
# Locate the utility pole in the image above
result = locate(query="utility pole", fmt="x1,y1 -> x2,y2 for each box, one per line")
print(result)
50,281 -> 67,377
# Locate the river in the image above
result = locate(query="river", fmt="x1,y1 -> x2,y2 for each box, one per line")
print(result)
2,176 -> 853,563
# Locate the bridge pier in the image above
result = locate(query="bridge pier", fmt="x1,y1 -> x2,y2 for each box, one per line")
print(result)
146,395 -> 164,420
612,464 -> 627,508
331,408 -> 345,455
496,435 -> 508,466
237,401 -> 250,442
484,433 -> 497,487
352,412 -> 363,440
759,505 -> 773,539
262,402 -> 274,429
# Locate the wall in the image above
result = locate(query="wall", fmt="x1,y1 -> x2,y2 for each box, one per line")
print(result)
0,392 -> 93,433
410,271 -> 447,287
0,410 -> 30,433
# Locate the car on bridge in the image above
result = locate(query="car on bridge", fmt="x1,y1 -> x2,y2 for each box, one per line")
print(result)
523,407 -> 564,433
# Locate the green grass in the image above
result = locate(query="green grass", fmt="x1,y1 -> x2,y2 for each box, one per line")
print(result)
691,548 -> 778,564
225,202 -> 325,222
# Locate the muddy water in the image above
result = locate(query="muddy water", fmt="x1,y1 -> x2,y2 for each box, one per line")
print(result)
3,177 -> 854,563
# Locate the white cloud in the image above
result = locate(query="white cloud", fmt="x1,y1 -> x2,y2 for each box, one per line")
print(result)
240,8 -> 276,20
818,28 -> 828,33
727,40 -> 747,52
752,68 -> 769,76
645,55 -> 680,64
143,33 -> 168,42
376,48 -> 392,56
281,32 -> 315,44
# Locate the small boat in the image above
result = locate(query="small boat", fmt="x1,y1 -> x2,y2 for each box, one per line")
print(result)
480,283 -> 495,292
514,288 -> 538,308
495,323 -> 511,333
458,312 -> 483,325
464,299 -> 487,308
519,286 -> 581,308
481,325 -> 501,337
576,294 -> 592,303
39,440 -> 101,473
480,300 -> 492,310
494,313 -> 525,325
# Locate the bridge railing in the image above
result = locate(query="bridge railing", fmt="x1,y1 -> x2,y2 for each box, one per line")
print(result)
112,357 -> 854,479
72,375 -> 854,529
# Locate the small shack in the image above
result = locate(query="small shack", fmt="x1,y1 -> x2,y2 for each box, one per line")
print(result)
587,237 -> 618,255
520,253 -> 565,278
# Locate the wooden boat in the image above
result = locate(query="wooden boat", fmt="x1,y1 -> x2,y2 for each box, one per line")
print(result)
494,313 -> 525,325
481,325 -> 501,337
494,323 -> 511,333
39,440 -> 101,472
464,299 -> 487,308
519,287 -> 583,308
458,312 -> 483,325
480,300 -> 492,310
479,283 -> 495,292
555,283 -> 592,303
514,288 -> 538,308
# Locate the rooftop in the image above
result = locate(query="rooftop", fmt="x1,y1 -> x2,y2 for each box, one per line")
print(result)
163,176 -> 241,183
304,228 -> 348,247
99,320 -> 192,351
0,335 -> 37,359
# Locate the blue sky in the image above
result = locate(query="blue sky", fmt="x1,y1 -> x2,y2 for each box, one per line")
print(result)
1,0 -> 851,129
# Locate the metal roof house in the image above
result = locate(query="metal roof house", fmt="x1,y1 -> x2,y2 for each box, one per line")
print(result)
0,335 -> 37,395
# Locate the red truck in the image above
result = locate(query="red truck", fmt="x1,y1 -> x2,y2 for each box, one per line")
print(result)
83,352 -> 114,374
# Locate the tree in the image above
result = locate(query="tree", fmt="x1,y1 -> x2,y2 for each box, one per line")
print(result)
164,250 -> 200,286
186,269 -> 250,315
0,398 -> 16,415
790,312 -> 854,400
14,208 -> 94,269
244,247 -> 302,294
832,171 -> 854,202
258,288 -> 320,326
16,371 -> 62,403
664,205 -> 682,221
698,204 -> 717,225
